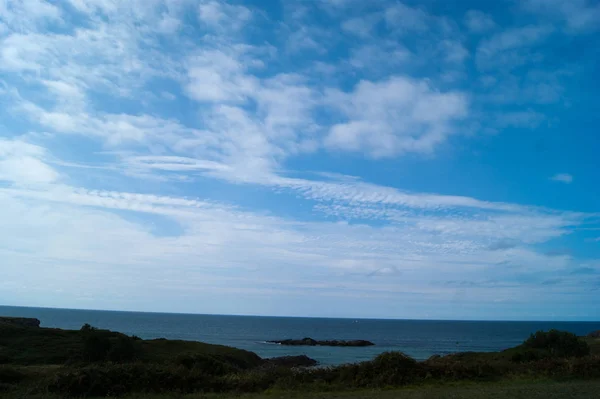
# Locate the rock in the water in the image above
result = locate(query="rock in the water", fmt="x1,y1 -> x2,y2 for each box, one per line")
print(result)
588,330 -> 600,338
262,355 -> 318,368
268,337 -> 374,347
0,317 -> 41,328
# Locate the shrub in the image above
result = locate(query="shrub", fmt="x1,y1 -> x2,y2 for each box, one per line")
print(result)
79,325 -> 139,363
173,353 -> 237,375
372,351 -> 417,370
47,364 -> 231,397
108,336 -> 138,362
523,330 -> 590,358
0,366 -> 25,385
80,323 -> 97,333
315,352 -> 422,388
511,349 -> 542,363
82,334 -> 111,362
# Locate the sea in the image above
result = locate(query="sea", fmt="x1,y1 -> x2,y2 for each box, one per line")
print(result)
2,306 -> 599,366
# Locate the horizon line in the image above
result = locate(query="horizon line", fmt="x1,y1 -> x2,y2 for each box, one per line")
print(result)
1,304 -> 598,324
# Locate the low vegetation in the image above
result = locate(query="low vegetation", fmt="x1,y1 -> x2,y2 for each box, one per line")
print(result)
1,319 -> 599,398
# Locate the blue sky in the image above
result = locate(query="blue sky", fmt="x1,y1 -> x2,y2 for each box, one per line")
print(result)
1,0 -> 599,321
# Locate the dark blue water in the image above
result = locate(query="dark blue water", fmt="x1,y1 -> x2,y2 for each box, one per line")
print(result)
2,306 -> 599,365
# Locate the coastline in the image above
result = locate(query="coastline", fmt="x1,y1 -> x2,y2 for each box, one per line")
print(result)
2,305 -> 599,366
1,316 -> 599,398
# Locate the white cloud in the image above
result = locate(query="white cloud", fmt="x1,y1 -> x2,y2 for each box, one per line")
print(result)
496,110 -> 546,129
185,47 -> 258,103
197,0 -> 252,32
440,40 -> 469,64
0,138 -> 59,184
0,0 -> 62,30
324,76 -> 468,157
551,173 -> 574,184
349,43 -> 411,70
0,0 -> 187,101
286,26 -> 328,54
20,102 -> 207,149
0,156 -> 60,184
1,180 -> 594,316
464,10 -> 496,33
476,25 -> 553,70
384,2 -> 431,33
480,69 -> 566,105
125,155 -> 230,173
523,0 -> 600,33
341,15 -> 381,38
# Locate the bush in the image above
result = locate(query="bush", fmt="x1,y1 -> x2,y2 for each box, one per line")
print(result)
79,325 -> 139,363
173,353 -> 237,375
108,336 -> 138,362
47,364 -> 230,397
511,349 -> 542,363
80,323 -> 97,333
0,366 -> 25,385
82,334 -> 111,362
313,352 -> 422,388
523,330 -> 590,358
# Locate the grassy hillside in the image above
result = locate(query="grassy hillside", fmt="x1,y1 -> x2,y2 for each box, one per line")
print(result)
2,380 -> 600,398
0,320 -> 261,367
1,321 -> 599,398
113,380 -> 600,399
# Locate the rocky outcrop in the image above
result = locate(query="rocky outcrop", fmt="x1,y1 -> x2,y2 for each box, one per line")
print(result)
0,317 -> 41,328
268,337 -> 374,347
262,355 -> 318,368
588,330 -> 600,338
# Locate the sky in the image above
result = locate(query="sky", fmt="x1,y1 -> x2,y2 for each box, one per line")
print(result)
1,0 -> 599,321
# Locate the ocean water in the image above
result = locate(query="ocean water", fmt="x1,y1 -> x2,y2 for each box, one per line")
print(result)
2,306 -> 599,365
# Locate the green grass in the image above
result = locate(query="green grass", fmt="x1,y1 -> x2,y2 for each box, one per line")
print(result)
139,339 -> 261,367
0,320 -> 260,367
4,380 -> 600,399
584,336 -> 600,354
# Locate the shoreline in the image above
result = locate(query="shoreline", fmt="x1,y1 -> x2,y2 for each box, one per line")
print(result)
1,316 -> 599,398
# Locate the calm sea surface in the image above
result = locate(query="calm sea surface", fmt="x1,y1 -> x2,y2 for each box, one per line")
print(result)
2,306 -> 599,365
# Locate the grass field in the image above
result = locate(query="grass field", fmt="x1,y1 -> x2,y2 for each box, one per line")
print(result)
7,380 -> 600,399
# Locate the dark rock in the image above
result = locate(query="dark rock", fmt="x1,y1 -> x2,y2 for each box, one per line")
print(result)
262,355 -> 318,368
588,330 -> 600,338
268,337 -> 374,347
0,317 -> 41,328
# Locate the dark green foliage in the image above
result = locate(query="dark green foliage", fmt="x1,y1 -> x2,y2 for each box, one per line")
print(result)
511,349 -> 542,363
80,323 -> 96,333
343,352 -> 421,386
3,320 -> 600,398
80,324 -> 139,363
108,336 -> 138,362
0,366 -> 25,394
523,330 -> 590,358
0,322 -> 82,365
173,353 -> 238,375
82,332 -> 112,362
0,366 -> 25,385
48,364 -> 213,397
139,338 -> 262,369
